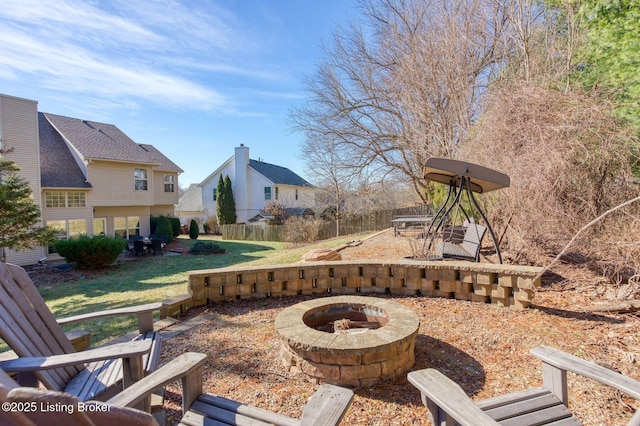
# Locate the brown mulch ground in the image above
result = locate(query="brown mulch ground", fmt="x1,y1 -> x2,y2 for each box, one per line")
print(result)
157,230 -> 640,425
28,231 -> 640,424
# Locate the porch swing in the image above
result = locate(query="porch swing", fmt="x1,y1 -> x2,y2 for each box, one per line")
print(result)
420,158 -> 510,263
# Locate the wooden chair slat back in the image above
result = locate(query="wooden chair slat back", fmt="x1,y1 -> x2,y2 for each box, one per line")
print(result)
0,263 -> 82,389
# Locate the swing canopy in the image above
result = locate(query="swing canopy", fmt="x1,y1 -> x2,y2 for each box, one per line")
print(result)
423,158 -> 510,193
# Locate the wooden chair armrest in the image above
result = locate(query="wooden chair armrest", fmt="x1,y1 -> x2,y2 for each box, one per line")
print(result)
0,340 -> 151,372
300,384 -> 354,426
57,302 -> 162,333
107,352 -> 207,412
531,346 -> 640,400
408,369 -> 499,426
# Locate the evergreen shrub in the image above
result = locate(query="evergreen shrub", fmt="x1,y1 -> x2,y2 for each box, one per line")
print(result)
189,219 -> 199,239
54,235 -> 126,270
155,216 -> 173,243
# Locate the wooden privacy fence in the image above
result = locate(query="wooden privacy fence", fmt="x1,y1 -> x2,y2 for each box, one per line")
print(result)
221,205 -> 433,242
220,224 -> 284,241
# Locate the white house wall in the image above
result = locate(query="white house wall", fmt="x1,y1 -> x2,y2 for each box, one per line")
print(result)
200,158 -> 236,222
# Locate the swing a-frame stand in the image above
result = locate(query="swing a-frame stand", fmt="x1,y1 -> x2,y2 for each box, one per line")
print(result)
422,158 -> 510,264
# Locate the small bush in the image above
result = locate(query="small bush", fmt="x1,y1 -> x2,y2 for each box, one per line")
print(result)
204,216 -> 221,235
189,219 -> 199,239
202,222 -> 210,234
188,242 -> 225,255
54,235 -> 126,270
284,217 -> 324,243
155,216 -> 173,243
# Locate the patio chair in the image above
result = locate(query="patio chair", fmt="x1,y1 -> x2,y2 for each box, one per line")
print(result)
109,352 -> 354,426
0,368 -> 157,426
0,262 -> 163,403
1,353 -> 354,426
149,238 -> 164,256
438,223 -> 487,262
133,239 -> 147,256
408,346 -> 640,425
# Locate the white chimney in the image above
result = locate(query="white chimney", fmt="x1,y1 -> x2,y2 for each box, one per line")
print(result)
234,145 -> 249,223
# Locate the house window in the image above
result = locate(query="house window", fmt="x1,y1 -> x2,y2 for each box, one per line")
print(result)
134,168 -> 148,191
264,187 -> 272,200
295,188 -> 299,200
45,191 -> 86,208
46,219 -> 87,253
164,174 -> 175,192
212,188 -> 217,201
67,192 -> 86,207
275,187 -> 279,200
93,218 -> 106,236
45,191 -> 65,208
114,216 -> 140,239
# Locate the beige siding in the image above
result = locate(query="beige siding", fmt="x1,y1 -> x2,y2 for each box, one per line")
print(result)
153,170 -> 179,206
88,161 -> 154,206
1,94 -> 45,266
150,205 -> 175,216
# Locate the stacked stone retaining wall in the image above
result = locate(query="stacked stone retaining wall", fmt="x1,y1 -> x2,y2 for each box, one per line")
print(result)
188,260 -> 542,310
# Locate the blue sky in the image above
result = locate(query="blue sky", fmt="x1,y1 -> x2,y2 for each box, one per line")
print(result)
0,0 -> 357,186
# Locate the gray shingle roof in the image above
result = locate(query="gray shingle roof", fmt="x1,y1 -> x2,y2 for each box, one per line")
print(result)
42,113 -> 182,172
249,159 -> 312,187
38,112 -> 92,189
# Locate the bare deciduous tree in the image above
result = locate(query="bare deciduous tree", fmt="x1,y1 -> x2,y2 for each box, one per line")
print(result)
292,0 -> 512,202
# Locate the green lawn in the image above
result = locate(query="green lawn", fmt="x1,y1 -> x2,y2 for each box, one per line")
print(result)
36,234 -> 360,346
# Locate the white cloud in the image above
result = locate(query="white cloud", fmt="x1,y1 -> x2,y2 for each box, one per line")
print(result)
0,0 -> 272,112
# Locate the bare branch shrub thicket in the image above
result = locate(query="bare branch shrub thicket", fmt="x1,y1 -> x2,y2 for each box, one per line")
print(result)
283,217 -> 325,244
462,84 -> 640,281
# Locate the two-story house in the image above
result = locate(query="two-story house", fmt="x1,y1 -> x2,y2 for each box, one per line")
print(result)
177,145 -> 315,225
0,94 -> 182,266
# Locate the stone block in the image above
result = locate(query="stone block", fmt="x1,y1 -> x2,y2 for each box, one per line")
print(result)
66,329 -> 91,352
455,281 -> 473,295
406,267 -> 425,280
425,269 -> 440,281
320,351 -> 361,366
491,285 -> 511,299
439,280 -> 457,293
476,272 -> 497,285
473,283 -> 492,296
300,359 -> 341,381
160,294 -> 193,319
517,276 -> 535,290
498,274 -> 515,287
439,269 -> 458,281
341,362 -> 381,381
459,271 -> 475,283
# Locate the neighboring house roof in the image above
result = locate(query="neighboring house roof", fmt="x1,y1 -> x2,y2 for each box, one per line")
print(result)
247,207 -> 315,224
38,112 -> 92,189
176,183 -> 204,212
42,113 -> 183,172
249,159 -> 313,187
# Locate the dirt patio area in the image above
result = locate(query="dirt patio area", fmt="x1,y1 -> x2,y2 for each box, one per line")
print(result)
157,229 -> 640,425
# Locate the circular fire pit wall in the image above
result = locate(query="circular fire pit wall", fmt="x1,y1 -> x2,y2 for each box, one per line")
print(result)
275,296 -> 420,387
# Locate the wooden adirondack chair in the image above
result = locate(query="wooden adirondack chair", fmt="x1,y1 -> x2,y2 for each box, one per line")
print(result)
0,368 -> 157,426
108,352 -> 354,426
408,346 -> 640,425
1,352 -> 354,426
0,262 -> 163,402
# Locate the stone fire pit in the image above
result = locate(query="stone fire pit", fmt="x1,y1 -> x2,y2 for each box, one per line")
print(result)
275,296 -> 420,387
